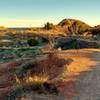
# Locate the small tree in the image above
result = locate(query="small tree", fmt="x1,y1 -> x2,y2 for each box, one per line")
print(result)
44,22 -> 54,30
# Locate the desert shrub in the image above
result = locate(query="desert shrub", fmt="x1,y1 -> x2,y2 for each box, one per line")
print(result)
7,54 -> 69,99
41,37 -> 49,43
27,37 -> 48,46
7,82 -> 58,100
44,22 -> 54,30
31,53 -> 67,80
0,47 -> 38,63
54,38 -> 79,50
15,62 -> 37,82
70,39 -> 79,49
15,53 -> 67,85
27,38 -> 39,46
93,35 -> 100,40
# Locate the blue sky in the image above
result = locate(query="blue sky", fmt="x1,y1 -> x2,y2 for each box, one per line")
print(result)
0,0 -> 100,27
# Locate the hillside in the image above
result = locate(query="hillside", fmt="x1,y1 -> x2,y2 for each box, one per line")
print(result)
57,19 -> 91,35
27,18 -> 92,36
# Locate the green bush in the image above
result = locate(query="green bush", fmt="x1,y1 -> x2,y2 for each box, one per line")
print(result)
27,38 -> 39,46
71,39 -> 79,49
41,37 -> 49,43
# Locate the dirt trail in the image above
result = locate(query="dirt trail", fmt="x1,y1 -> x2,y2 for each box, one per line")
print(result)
57,49 -> 100,100
72,49 -> 100,100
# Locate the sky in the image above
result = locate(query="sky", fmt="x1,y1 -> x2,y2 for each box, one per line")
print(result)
0,0 -> 100,27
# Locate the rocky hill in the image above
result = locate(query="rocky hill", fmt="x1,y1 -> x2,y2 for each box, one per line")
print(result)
57,19 -> 91,35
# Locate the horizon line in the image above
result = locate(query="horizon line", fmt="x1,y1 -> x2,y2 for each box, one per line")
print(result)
0,18 -> 99,28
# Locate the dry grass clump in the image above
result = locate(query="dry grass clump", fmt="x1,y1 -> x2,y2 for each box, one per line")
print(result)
7,53 -> 68,99
15,53 -> 67,85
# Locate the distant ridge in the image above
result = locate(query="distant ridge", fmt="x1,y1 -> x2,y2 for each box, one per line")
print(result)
9,28 -> 30,30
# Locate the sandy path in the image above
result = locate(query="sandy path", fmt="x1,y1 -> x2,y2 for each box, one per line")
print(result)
57,49 -> 100,100
72,50 -> 100,100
